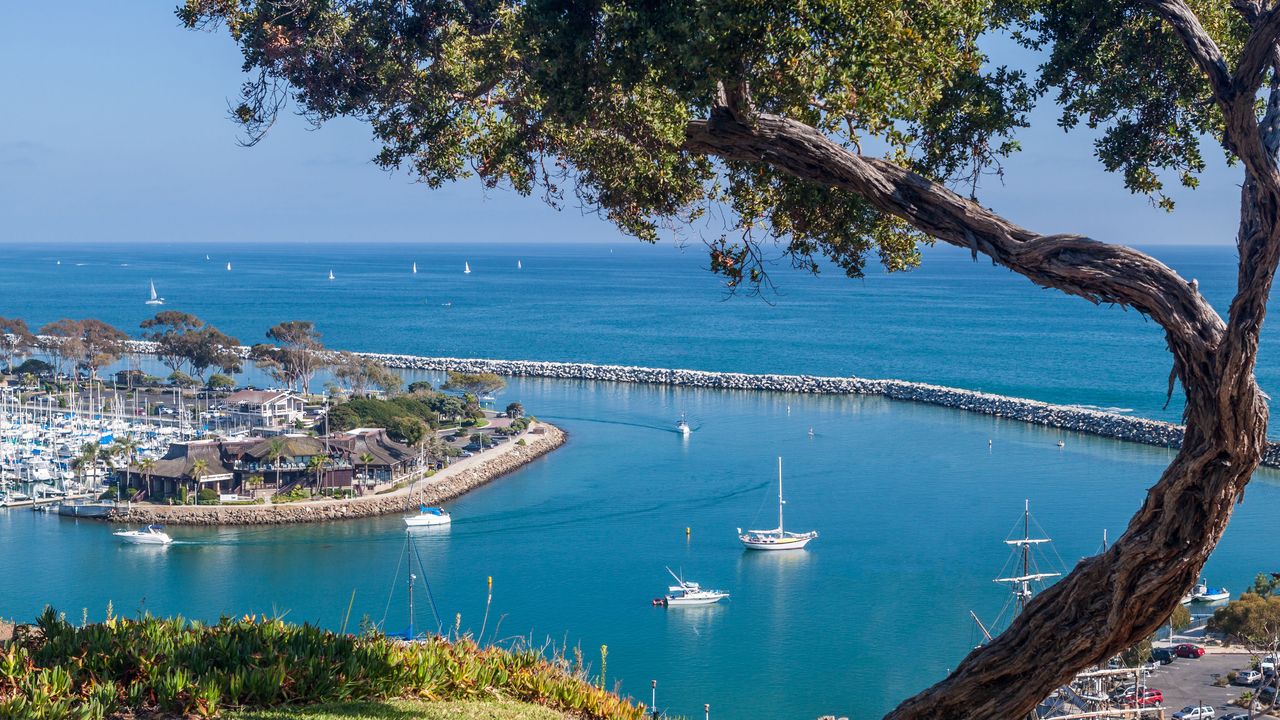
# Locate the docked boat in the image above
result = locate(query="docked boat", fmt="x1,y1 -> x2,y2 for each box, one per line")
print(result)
1191,578 -> 1229,602
113,524 -> 173,545
145,280 -> 164,305
738,457 -> 818,551
653,567 -> 728,607
404,505 -> 451,527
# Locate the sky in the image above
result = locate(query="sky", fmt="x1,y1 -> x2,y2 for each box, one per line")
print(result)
0,2 -> 1246,248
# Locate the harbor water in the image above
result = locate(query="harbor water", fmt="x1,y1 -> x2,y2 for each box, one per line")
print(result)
1,242 -> 1279,717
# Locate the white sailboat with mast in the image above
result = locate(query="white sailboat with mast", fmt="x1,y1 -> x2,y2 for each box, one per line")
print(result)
464,262 -> 471,274
145,280 -> 164,305
738,457 -> 818,551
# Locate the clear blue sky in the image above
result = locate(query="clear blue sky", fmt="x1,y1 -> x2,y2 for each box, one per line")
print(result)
0,2 -> 1242,247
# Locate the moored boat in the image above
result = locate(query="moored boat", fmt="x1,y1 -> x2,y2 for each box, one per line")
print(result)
1191,578 -> 1229,602
113,524 -> 173,545
653,567 -> 728,607
738,457 -> 817,551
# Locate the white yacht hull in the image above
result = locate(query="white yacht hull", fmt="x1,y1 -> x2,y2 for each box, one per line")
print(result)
404,512 -> 451,527
664,595 -> 727,606
740,536 -> 813,551
114,531 -> 172,545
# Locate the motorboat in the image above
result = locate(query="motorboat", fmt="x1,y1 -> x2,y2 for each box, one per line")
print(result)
404,505 -> 451,527
738,457 -> 818,551
1191,578 -> 1229,602
676,414 -> 691,436
653,567 -> 728,607
113,524 -> 173,545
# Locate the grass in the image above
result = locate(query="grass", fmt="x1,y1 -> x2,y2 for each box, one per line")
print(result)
230,699 -> 566,720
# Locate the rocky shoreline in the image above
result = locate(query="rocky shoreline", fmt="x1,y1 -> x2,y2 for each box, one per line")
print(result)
106,424 -> 565,526
116,340 -> 1280,469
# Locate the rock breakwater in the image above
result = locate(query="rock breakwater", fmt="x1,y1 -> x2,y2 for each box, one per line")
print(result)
115,340 -> 1280,468
107,424 -> 565,526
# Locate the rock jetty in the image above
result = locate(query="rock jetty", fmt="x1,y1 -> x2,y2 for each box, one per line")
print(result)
107,424 -> 565,526
116,340 -> 1280,468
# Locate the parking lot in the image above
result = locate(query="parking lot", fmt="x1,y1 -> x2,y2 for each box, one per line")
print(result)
1136,649 -> 1277,719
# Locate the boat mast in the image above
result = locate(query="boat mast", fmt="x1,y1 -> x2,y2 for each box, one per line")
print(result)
993,499 -> 1059,617
777,456 -> 784,533
408,570 -> 416,640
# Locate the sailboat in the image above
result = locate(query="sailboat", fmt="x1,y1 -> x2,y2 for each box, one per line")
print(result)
464,262 -> 471,274
204,254 -> 210,261
738,457 -> 818,550
226,262 -> 232,271
517,259 -> 523,269
412,262 -> 417,274
145,280 -> 165,305
328,269 -> 335,281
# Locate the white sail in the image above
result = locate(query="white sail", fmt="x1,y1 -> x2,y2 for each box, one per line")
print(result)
328,269 -> 335,280
226,262 -> 232,271
149,281 -> 157,300
464,262 -> 471,274
145,280 -> 164,305
412,262 -> 417,273
517,260 -> 522,269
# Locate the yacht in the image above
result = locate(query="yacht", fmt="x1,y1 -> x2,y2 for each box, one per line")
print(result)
653,568 -> 729,607
404,505 -> 451,527
738,457 -> 818,551
113,524 -> 173,545
145,280 -> 164,305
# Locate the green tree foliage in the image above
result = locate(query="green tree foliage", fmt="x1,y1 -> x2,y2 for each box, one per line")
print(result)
443,371 -> 506,398
140,311 -> 204,375
408,380 -> 435,394
257,321 -> 325,392
1209,593 -> 1280,649
1248,573 -> 1280,598
207,373 -> 236,390
387,416 -> 427,446
329,395 -> 464,433
168,371 -> 200,388
0,317 -> 35,373
333,352 -> 404,397
505,402 -> 525,419
1170,603 -> 1193,632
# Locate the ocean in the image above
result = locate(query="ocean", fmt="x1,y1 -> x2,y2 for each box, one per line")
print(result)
0,241 -> 1276,718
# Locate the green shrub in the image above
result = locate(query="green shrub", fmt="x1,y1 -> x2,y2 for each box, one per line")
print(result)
516,439 -> 527,446
197,488 -> 220,504
2,608 -> 646,719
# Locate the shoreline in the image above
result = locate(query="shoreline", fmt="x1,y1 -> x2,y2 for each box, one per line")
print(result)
113,340 -> 1280,467
104,423 -> 565,526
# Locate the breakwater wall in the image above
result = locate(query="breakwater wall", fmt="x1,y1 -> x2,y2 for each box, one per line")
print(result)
116,340 -> 1280,468
107,424 -> 565,526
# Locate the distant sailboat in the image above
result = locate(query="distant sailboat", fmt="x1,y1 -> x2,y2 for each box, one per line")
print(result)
205,254 -> 210,261
464,262 -> 471,274
226,262 -> 232,271
55,260 -> 61,265
328,269 -> 335,280
517,259 -> 522,269
145,280 -> 165,305
412,262 -> 417,274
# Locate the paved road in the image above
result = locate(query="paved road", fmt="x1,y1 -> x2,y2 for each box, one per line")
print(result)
1136,650 -> 1278,719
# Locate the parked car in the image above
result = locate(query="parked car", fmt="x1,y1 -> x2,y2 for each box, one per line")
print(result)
1172,706 -> 1215,719
1121,688 -> 1164,706
1235,669 -> 1263,685
1152,647 -> 1178,664
1174,643 -> 1206,658
1219,712 -> 1249,720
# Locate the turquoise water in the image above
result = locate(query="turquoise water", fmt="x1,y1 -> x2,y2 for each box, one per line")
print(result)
3,376 -> 1280,718
2,242 -> 1280,717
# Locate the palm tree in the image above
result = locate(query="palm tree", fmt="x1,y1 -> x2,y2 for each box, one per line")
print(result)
76,442 -> 99,485
138,457 -> 156,500
265,437 -> 287,490
358,452 -> 375,485
306,454 -> 329,496
190,459 -> 209,504
112,435 -> 140,496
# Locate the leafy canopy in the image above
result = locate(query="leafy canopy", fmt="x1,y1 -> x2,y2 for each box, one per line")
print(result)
180,0 -> 1249,282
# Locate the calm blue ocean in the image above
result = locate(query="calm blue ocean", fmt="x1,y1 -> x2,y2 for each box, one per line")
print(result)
1,241 -> 1277,719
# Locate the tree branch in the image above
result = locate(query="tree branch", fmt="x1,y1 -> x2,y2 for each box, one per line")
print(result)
1145,0 -> 1234,102
684,110 -> 1225,355
1234,4 -> 1280,90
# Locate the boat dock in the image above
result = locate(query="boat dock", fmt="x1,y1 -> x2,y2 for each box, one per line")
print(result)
0,492 -> 95,509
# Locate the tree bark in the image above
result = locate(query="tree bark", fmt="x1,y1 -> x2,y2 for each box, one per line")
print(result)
682,80 -> 1279,716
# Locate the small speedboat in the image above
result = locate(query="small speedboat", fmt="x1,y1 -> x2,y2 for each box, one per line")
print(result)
653,568 -> 728,607
404,505 -> 451,527
113,524 -> 173,545
676,414 -> 691,436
